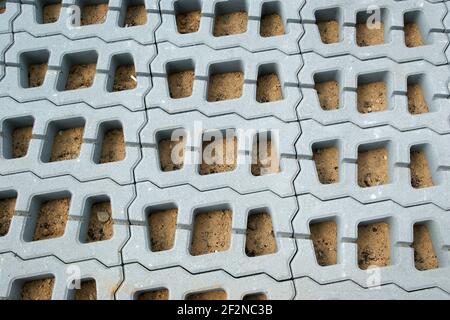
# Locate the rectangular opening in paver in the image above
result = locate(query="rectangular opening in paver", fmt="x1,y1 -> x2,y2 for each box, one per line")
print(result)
147,206 -> 178,252
138,288 -> 169,300
312,142 -> 339,184
20,277 -> 55,300
207,61 -> 244,102
190,207 -> 232,256
357,72 -> 388,113
32,196 -> 71,241
120,0 -> 147,27
76,0 -> 109,26
96,122 -> 126,164
314,71 -> 340,110
356,9 -> 387,47
260,1 -> 285,37
357,144 -> 389,188
315,8 -> 340,44
200,130 -> 237,175
310,220 -> 337,266
0,0 -> 5,14
407,75 -> 429,114
3,116 -> 34,159
0,194 -> 16,237
108,54 -> 137,92
357,221 -> 390,270
157,129 -> 186,172
186,290 -> 227,300
412,223 -> 439,271
245,210 -> 277,257
58,51 -> 98,91
167,59 -> 195,99
73,279 -> 97,300
404,11 -> 425,48
175,0 -> 201,34
39,0 -> 62,24
251,132 -> 279,176
409,146 -> 434,189
43,119 -> 85,162
85,200 -> 113,243
243,293 -> 267,300
19,50 -> 50,88
256,64 -> 283,103
213,0 -> 248,37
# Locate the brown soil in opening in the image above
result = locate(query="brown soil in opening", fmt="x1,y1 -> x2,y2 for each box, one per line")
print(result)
43,3 -> 61,24
186,290 -> 227,300
317,20 -> 339,44
74,280 -> 97,300
357,148 -> 389,187
313,147 -> 339,184
124,5 -> 147,26
113,65 -> 136,91
407,84 -> 429,114
245,213 -> 277,257
357,82 -> 387,113
50,127 -> 84,162
190,210 -> 232,256
0,2 -> 5,14
29,63 -> 48,88
81,4 -> 108,26
243,293 -> 267,300
356,22 -> 384,47
410,150 -> 433,189
65,64 -> 96,90
99,129 -> 125,163
176,10 -> 201,34
310,221 -> 337,266
0,198 -> 16,237
168,70 -> 194,99
148,208 -> 178,252
159,138 -> 185,172
138,289 -> 169,300
200,137 -> 237,175
256,74 -> 282,103
413,225 -> 439,271
315,80 -> 339,110
251,140 -> 279,176
0,8 -> 4,14
12,126 -> 33,158
405,23 -> 424,48
213,12 -> 248,37
33,198 -> 70,241
260,14 -> 285,37
87,201 -> 113,242
207,72 -> 244,102
21,278 -> 54,300
357,222 -> 390,270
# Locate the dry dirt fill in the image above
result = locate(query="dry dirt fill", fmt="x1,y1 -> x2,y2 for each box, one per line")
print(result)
138,289 -> 169,300
81,3 -> 108,25
410,150 -> 433,188
357,82 -> 387,113
405,23 -> 424,47
21,278 -> 54,300
358,148 -> 389,187
50,127 -> 84,162
200,137 -> 237,175
12,126 -> 33,158
29,63 -> 48,87
99,129 -> 125,163
356,22 -> 384,46
413,225 -> 439,271
87,201 -> 113,242
313,147 -> 339,184
243,293 -> 267,300
186,290 -> 227,300
0,198 -> 16,237
148,208 -> 178,252
0,1 -> 5,14
310,221 -> 337,266
256,74 -> 282,103
407,84 -> 429,114
113,65 -> 137,91
124,5 -> 147,26
207,72 -> 244,102
245,213 -> 277,257
168,70 -> 194,99
159,137 -> 185,171
317,20 -> 339,44
33,198 -> 70,241
190,210 -> 232,256
357,222 -> 390,270
260,14 -> 284,37
176,10 -> 201,33
213,12 -> 248,36
43,3 -> 61,23
315,80 -> 339,110
65,64 -> 96,90
251,139 -> 279,176
74,280 -> 97,300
